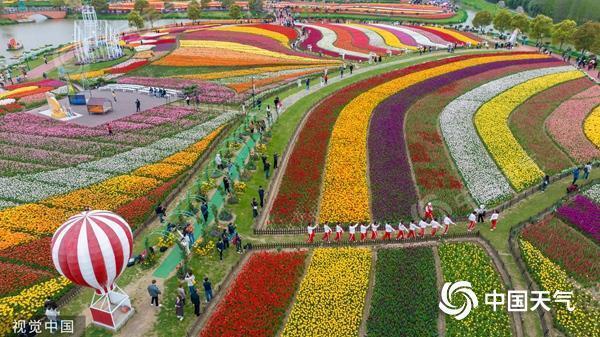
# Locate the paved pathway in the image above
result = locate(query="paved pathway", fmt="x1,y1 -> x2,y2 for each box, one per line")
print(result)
27,50 -> 75,79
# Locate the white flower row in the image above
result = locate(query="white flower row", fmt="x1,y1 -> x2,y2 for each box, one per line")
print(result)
583,184 -> 600,204
148,137 -> 197,152
299,23 -> 370,59
345,23 -> 402,51
439,66 -> 573,204
25,168 -> 111,189
0,98 -> 16,106
373,24 -> 446,48
174,111 -> 239,140
0,199 -> 18,210
0,177 -> 70,203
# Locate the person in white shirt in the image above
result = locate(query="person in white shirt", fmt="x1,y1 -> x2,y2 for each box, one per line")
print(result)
215,153 -> 222,170
442,214 -> 455,235
424,202 -> 434,220
334,224 -> 344,242
430,218 -> 441,236
408,220 -> 419,239
322,224 -> 332,242
490,210 -> 500,231
360,223 -> 370,242
370,223 -> 380,240
306,223 -> 318,243
383,222 -> 394,240
348,223 -> 358,242
418,218 -> 428,238
396,221 -> 408,240
467,211 -> 477,231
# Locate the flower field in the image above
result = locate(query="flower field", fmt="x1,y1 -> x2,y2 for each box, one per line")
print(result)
281,247 -> 371,337
367,247 -> 438,337
521,216 -> 599,285
556,194 -> 600,242
520,239 -> 600,337
439,243 -> 512,337
584,105 -> 600,148
583,184 -> 600,203
545,86 -> 600,162
199,251 -> 306,337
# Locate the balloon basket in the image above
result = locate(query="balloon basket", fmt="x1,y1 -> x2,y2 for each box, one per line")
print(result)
89,285 -> 135,331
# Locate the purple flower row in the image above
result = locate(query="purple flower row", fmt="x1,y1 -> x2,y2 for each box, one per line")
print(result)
0,158 -> 53,176
0,143 -> 93,166
0,114 -> 106,138
0,132 -> 129,156
556,195 -> 600,243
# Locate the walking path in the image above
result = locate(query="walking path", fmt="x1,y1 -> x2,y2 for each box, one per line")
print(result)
27,50 -> 75,79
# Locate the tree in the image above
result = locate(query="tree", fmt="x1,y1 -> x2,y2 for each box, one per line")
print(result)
187,0 -> 201,21
134,0 -> 149,13
248,0 -> 263,14
510,13 -> 530,33
493,9 -> 513,33
65,0 -> 82,10
143,7 -> 160,28
229,4 -> 241,19
164,1 -> 174,12
128,10 -> 144,29
572,21 -> 600,53
472,10 -> 493,32
221,0 -> 234,10
51,0 -> 65,8
200,0 -> 210,10
529,14 -> 553,42
91,0 -> 108,12
551,19 -> 577,50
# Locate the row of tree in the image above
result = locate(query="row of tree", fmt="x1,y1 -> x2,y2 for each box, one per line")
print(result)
472,9 -> 600,54
487,0 -> 599,24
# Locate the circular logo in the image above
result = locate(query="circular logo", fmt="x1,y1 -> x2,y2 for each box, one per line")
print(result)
439,281 -> 479,320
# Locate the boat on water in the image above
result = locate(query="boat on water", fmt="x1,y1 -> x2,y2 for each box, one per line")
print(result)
7,38 -> 24,51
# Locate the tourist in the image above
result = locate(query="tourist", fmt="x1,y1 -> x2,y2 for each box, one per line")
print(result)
430,218 -> 441,236
203,277 -> 213,303
273,153 -> 279,169
221,229 -> 230,249
418,218 -> 428,238
297,78 -> 302,87
251,198 -> 259,218
190,288 -> 201,316
324,73 -> 328,85
306,223 -> 318,243
45,304 -> 60,333
340,66 -> 344,78
185,96 -> 190,105
383,222 -> 394,240
359,223 -> 369,241
442,214 -> 455,235
321,223 -> 332,242
148,280 -> 162,307
572,167 -> 580,184
185,223 -> 195,245
349,63 -> 354,74
396,221 -> 408,240
476,205 -> 486,223
541,175 -> 550,192
175,294 -> 184,321
334,224 -> 344,242
490,210 -> 499,231
348,223 -> 358,242
217,238 -> 225,260
112,90 -> 117,102
155,204 -> 166,223
135,98 -> 141,112
258,186 -> 265,208
467,211 -> 477,232
584,162 -> 592,179
370,222 -> 380,240
200,201 -> 208,223
266,105 -> 272,123
424,202 -> 434,220
215,153 -> 223,170
408,220 -> 419,239
305,78 -> 310,91
234,233 -> 243,253
177,285 -> 186,306
184,270 -> 196,294
223,176 -> 231,195
264,160 -> 271,179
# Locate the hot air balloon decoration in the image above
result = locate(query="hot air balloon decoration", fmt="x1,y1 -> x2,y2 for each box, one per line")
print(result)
51,210 -> 135,331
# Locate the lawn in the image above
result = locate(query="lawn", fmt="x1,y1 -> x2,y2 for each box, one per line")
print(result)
458,0 -> 500,14
297,9 -> 468,24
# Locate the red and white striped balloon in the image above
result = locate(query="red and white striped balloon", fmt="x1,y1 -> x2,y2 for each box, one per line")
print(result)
51,210 -> 133,295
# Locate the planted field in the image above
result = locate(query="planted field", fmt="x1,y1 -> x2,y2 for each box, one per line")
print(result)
556,195 -> 600,242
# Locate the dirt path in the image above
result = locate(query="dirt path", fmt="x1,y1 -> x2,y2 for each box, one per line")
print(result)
358,249 -> 377,337
432,246 -> 446,337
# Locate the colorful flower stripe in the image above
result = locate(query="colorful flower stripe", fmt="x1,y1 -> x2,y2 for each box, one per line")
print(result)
320,53 -> 549,223
584,105 -> 600,148
69,69 -> 105,80
583,184 -> 600,204
132,163 -> 185,180
4,79 -> 64,91
475,70 -> 583,190
0,261 -> 53,296
115,177 -> 178,227
0,143 -> 94,167
348,23 -> 416,51
368,24 -> 418,46
520,239 -> 600,337
281,247 -> 371,337
0,227 -> 34,251
9,87 -> 54,99
522,216 -> 599,285
440,65 -> 569,204
0,237 -> 54,270
0,277 -> 71,335
212,25 -> 291,46
508,78 -> 590,174
370,56 -> 555,220
227,69 -> 323,93
404,25 -> 448,45
556,195 -> 600,243
423,25 -> 480,45
299,24 -> 370,61
199,251 -> 306,337
439,243 -> 512,337
321,23 -> 386,55
176,65 -> 317,80
406,60 -> 554,217
0,86 -> 38,99
545,86 -> 600,162
106,59 -> 148,74
373,24 -> 445,48
249,23 -> 299,40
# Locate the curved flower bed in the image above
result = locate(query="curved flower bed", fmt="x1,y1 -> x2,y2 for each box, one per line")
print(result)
199,251 -> 306,337
584,105 -> 600,148
281,247 -> 371,337
474,70 -> 583,190
371,24 -> 421,47
249,23 -> 299,41
351,23 -> 416,51
545,86 -> 600,162
439,242 -> 512,337
321,23 -> 387,55
521,216 -> 599,285
520,239 -> 600,337
583,184 -> 600,203
299,24 -> 369,60
367,247 -> 438,337
508,78 -> 590,174
556,195 -> 600,243
404,25 -> 448,44
212,25 -> 292,46
117,77 -> 239,104
440,65 -> 569,204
